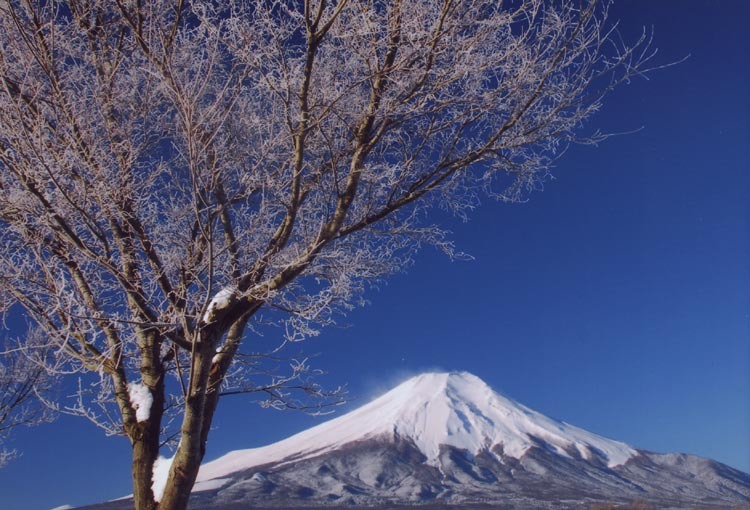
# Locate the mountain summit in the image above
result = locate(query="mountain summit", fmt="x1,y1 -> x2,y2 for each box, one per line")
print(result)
87,372 -> 750,510
197,371 -> 636,482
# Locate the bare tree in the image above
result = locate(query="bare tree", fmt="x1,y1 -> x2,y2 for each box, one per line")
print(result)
0,0 -> 658,508
0,332 -> 56,467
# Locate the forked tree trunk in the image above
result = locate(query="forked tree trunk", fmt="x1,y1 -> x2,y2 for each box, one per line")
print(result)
155,314 -> 253,509
129,366 -> 165,510
132,431 -> 160,510
156,411 -> 205,510
157,340 -> 218,510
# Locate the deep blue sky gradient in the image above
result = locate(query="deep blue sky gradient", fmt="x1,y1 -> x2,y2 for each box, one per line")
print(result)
1,2 -> 748,509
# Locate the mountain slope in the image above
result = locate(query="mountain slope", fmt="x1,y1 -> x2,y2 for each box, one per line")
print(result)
196,371 -> 636,483
81,371 -> 750,510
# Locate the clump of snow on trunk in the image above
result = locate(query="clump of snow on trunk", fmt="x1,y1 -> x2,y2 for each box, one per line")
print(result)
202,286 -> 236,324
151,455 -> 174,502
127,382 -> 153,422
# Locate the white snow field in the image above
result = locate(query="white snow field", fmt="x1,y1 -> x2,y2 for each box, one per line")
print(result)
191,371 -> 636,486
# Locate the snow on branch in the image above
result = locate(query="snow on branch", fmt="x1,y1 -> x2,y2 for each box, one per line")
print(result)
127,383 -> 153,423
202,287 -> 237,324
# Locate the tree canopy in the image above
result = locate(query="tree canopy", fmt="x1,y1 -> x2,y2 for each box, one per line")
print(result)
0,0 -> 655,508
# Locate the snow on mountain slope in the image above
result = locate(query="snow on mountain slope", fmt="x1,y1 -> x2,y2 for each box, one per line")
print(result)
194,371 -> 636,484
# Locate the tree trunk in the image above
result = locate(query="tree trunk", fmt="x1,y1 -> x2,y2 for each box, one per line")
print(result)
129,402 -> 163,510
129,352 -> 165,510
158,340 -> 216,510
132,429 -> 159,510
156,406 -> 205,510
157,312 -> 250,510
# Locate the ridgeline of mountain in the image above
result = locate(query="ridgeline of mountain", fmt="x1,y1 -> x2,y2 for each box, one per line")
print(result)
82,372 -> 750,510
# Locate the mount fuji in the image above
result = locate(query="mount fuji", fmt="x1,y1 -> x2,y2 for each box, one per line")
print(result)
84,372 -> 749,509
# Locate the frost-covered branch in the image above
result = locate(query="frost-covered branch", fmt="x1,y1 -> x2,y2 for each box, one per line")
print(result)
0,333 -> 57,467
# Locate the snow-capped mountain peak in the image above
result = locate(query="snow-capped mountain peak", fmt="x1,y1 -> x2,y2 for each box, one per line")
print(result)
110,371 -> 748,509
195,371 -> 636,483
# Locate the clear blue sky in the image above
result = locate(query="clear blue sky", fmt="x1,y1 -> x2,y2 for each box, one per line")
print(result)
2,2 -> 748,509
